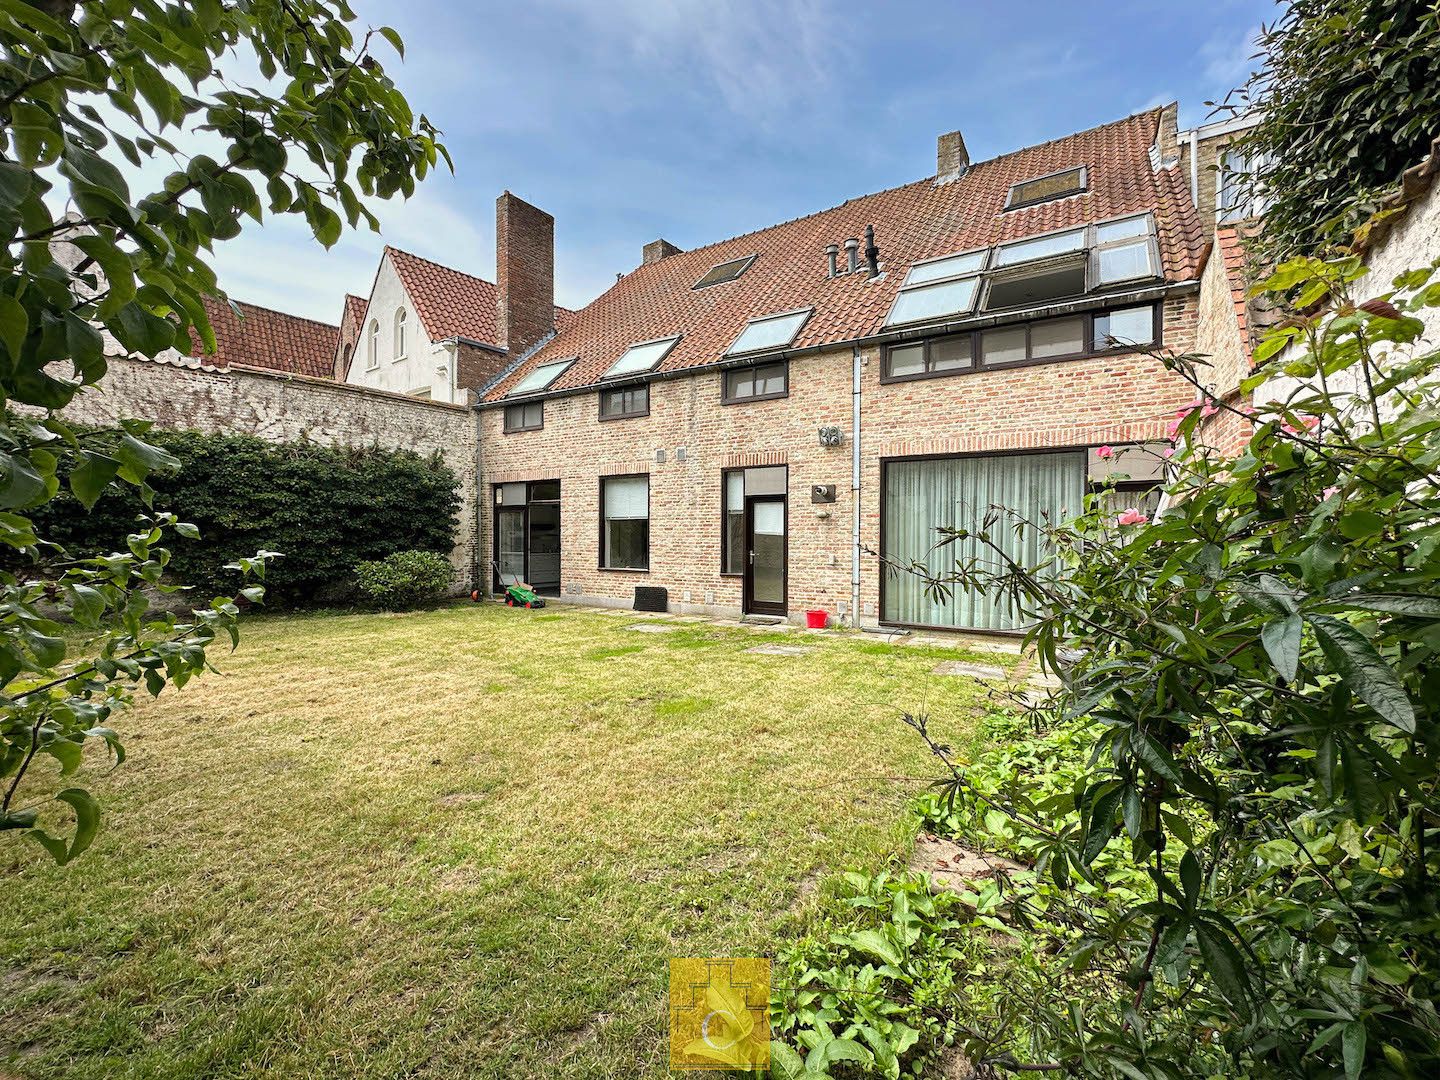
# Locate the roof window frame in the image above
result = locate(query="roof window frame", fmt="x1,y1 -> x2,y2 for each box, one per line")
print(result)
883,246 -> 992,328
692,254 -> 758,291
1004,165 -> 1090,211
724,306 -> 814,357
601,334 -> 682,380
505,356 -> 576,397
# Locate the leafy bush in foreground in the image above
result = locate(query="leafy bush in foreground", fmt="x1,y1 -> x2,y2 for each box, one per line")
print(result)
355,549 -> 453,609
872,254 -> 1440,1077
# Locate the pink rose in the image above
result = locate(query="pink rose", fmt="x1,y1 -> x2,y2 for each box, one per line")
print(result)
1163,446 -> 1176,458
1096,445 -> 1114,459
1166,419 -> 1181,438
1201,404 -> 1220,419
1322,485 -> 1339,499
1116,508 -> 1149,526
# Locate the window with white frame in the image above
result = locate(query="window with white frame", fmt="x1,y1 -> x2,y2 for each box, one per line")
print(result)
1217,148 -> 1270,224
601,475 -> 649,570
366,319 -> 379,369
884,250 -> 986,327
393,308 -> 407,359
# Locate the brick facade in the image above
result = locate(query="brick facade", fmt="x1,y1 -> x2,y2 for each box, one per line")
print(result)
479,294 -> 1200,624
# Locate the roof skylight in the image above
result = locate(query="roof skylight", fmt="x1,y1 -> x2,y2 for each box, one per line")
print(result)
884,248 -> 988,328
1005,166 -> 1088,210
693,255 -> 756,290
726,308 -> 812,356
603,335 -> 681,378
994,228 -> 1086,267
507,358 -> 576,397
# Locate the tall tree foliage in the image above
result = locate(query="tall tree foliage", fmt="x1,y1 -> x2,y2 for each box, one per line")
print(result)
0,1 -> 447,861
1221,0 -> 1440,260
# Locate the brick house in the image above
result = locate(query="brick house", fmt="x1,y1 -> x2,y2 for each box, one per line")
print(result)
465,105 -> 1252,632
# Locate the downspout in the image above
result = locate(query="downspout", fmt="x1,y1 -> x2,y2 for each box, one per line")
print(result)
1189,128 -> 1200,208
472,398 -> 485,597
850,344 -> 862,627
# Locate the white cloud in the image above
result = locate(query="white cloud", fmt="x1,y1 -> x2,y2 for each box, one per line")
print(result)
1202,23 -> 1264,92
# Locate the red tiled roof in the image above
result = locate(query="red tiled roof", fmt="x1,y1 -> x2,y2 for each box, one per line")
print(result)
342,293 -> 368,335
384,246 -> 573,347
189,296 -> 339,378
486,108 -> 1206,401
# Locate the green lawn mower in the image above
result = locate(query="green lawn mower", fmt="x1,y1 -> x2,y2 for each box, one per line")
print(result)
485,561 -> 546,609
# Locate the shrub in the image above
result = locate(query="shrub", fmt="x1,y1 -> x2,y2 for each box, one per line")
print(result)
874,255 -> 1440,1076
19,430 -> 460,607
355,550 -> 453,609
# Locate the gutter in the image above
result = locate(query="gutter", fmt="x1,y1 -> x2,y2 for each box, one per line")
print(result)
478,279 -> 1200,409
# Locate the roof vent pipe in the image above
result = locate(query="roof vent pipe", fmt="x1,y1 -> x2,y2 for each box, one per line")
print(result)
825,243 -> 839,278
863,226 -> 879,278
844,238 -> 860,274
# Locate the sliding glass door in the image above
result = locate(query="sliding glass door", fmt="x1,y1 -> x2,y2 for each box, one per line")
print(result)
881,451 -> 1085,631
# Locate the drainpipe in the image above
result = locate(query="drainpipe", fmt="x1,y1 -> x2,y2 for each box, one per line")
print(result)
850,344 -> 862,627
472,400 -> 485,597
1189,128 -> 1200,209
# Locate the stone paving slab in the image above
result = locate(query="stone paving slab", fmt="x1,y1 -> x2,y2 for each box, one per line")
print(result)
744,644 -> 814,656
627,623 -> 678,634
932,660 -> 1008,679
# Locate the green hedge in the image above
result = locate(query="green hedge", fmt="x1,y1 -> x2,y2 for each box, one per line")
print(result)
23,429 -> 461,607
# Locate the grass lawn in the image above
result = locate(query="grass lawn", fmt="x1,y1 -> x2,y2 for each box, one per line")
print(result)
1,605 -> 1008,1079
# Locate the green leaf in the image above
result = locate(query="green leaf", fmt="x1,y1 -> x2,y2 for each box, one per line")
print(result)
1342,1020 -> 1366,1080
807,1038 -> 872,1071
1081,782 -> 1123,865
838,929 -> 902,968
0,293 -> 27,363
25,788 -> 100,864
1132,731 -> 1182,784
377,25 -> 405,58
69,451 -> 121,508
68,583 -> 106,627
0,450 -> 48,509
1329,593 -> 1440,619
1195,921 -> 1251,1010
1261,614 -> 1302,683
1179,850 -> 1202,910
115,434 -> 180,485
1309,615 -> 1415,733
1338,510 -> 1385,540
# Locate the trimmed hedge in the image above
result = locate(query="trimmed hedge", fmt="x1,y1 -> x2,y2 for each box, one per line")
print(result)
24,429 -> 461,607
355,550 -> 454,610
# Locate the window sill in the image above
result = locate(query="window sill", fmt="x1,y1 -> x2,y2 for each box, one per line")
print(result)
598,411 -> 650,422
391,355 -> 408,363
597,566 -> 650,573
503,427 -> 543,434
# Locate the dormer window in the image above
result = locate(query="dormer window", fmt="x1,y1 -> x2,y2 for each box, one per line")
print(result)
603,335 -> 681,379
1005,166 -> 1088,210
1093,215 -> 1158,285
692,255 -> 756,290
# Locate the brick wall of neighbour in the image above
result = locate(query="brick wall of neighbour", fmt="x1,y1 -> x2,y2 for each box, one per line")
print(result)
56,358 -> 480,589
1193,241 -> 1255,455
478,294 -> 1200,624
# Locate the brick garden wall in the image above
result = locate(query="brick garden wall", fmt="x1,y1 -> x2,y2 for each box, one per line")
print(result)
54,357 -> 480,590
479,293 -> 1200,624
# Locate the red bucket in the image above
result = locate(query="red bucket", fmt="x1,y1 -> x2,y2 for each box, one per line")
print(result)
805,609 -> 829,629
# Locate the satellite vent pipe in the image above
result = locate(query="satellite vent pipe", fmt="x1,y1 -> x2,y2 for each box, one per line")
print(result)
825,243 -> 839,278
864,225 -> 880,278
844,237 -> 860,274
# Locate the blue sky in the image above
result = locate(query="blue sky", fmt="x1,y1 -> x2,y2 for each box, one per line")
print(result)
208,0 -> 1276,323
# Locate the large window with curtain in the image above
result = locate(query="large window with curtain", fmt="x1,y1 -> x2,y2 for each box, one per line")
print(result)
600,474 -> 649,570
881,451 -> 1086,631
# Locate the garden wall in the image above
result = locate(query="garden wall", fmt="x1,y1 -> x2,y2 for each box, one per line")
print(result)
55,357 -> 480,590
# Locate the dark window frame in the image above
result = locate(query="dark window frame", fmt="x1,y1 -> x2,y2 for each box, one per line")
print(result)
502,400 -> 544,432
1004,165 -> 1089,211
721,359 -> 789,404
880,303 -> 1162,384
598,472 -> 651,572
720,468 -> 745,577
598,383 -> 650,421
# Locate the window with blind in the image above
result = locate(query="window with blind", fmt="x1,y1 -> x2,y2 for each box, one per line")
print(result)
881,451 -> 1086,631
600,474 -> 649,570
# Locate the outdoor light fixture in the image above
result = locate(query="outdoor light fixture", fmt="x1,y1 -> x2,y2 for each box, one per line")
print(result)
818,425 -> 844,447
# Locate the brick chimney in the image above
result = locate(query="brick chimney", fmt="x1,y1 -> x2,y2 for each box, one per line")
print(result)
496,191 -> 554,357
643,238 -> 683,265
936,130 -> 970,184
